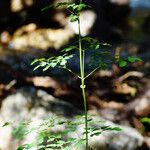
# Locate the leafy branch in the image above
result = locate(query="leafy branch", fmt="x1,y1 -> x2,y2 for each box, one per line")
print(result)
11,115 -> 122,150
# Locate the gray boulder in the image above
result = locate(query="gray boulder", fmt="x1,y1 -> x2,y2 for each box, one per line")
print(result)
0,88 -> 144,150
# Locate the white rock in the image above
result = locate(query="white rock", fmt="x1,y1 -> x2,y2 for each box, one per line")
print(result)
67,10 -> 97,36
0,88 -> 144,150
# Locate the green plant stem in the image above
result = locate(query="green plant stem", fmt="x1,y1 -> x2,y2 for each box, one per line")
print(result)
81,79 -> 88,150
78,16 -> 88,150
63,66 -> 81,79
84,66 -> 100,79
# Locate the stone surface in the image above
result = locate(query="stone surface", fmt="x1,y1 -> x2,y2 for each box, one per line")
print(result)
9,25 -> 74,50
69,110 -> 144,150
110,0 -> 129,5
0,87 -> 80,150
11,0 -> 34,12
145,137 -> 150,149
135,89 -> 150,116
0,88 -> 144,150
7,9 -> 96,51
67,10 -> 97,37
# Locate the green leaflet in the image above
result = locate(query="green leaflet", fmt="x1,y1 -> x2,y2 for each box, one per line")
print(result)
118,56 -> 142,68
61,45 -> 77,52
31,54 -> 74,71
119,60 -> 127,67
56,2 -> 69,8
12,122 -> 29,140
67,3 -> 89,12
128,56 -> 142,63
75,139 -> 86,149
41,2 -> 69,11
70,14 -> 79,22
12,115 -> 122,150
17,143 -> 35,150
140,117 -> 150,124
81,37 -> 111,50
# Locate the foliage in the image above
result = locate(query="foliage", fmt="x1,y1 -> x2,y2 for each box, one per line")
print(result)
119,56 -> 142,68
30,0 -> 141,149
12,122 -> 29,140
2,0 -> 142,150
31,2 -> 119,147
10,115 -> 122,150
140,117 -> 150,124
139,117 -> 150,134
31,54 -> 74,71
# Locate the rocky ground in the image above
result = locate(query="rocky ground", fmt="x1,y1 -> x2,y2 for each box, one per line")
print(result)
0,87 -> 145,150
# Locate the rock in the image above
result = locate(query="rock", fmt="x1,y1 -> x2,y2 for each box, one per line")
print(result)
135,89 -> 150,116
89,124 -> 144,150
0,87 -> 81,150
67,10 -> 97,36
71,110 -> 144,150
27,76 -> 60,88
9,24 -> 74,50
0,31 -> 11,44
0,88 -> 144,150
11,0 -> 34,12
0,0 -> 131,43
145,137 -> 150,149
5,9 -> 96,51
110,0 -> 129,5
0,87 -> 79,122
113,82 -> 137,96
0,118 -> 17,150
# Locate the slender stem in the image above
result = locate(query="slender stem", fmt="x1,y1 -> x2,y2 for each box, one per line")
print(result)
84,66 -> 100,80
81,78 -> 88,150
78,20 -> 83,79
78,14 -> 88,150
83,50 -> 85,77
63,66 -> 81,79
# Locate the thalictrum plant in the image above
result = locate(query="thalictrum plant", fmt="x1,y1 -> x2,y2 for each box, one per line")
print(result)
3,0 -> 142,150
30,0 -> 142,149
